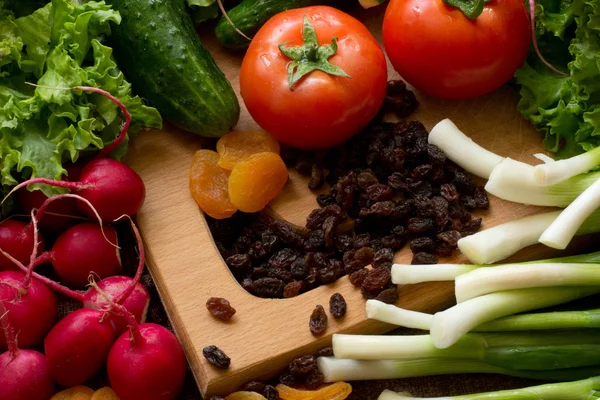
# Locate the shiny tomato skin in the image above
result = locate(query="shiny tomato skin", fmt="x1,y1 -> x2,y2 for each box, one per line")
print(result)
383,0 -> 530,100
240,6 -> 387,149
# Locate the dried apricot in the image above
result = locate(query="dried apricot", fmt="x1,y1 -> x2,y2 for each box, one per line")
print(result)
217,131 -> 280,170
275,382 -> 352,400
228,152 -> 288,213
190,149 -> 237,219
50,386 -> 95,400
91,387 -> 120,400
225,391 -> 267,400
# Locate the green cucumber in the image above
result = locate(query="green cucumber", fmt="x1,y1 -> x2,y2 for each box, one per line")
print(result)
215,0 -> 340,50
106,0 -> 240,137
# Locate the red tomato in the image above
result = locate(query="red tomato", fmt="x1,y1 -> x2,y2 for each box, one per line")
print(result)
240,6 -> 387,149
383,0 -> 530,100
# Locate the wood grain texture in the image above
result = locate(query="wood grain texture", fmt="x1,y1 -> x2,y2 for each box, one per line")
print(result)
124,6 -> 581,397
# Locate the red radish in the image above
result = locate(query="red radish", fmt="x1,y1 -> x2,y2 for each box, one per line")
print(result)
45,222 -> 122,288
0,270 -> 57,349
44,308 -> 115,386
107,304 -> 186,400
0,300 -> 55,400
4,85 -> 143,222
0,219 -> 43,271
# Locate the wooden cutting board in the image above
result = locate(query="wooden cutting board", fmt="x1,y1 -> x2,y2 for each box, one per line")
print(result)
124,5 -> 583,397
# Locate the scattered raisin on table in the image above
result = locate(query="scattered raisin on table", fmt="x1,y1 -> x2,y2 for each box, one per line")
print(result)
241,381 -> 266,393
290,355 -> 317,376
206,297 -> 236,321
263,385 -> 279,400
309,305 -> 328,336
349,268 -> 369,287
203,345 -> 231,369
317,346 -> 334,357
375,287 -> 399,304
304,369 -> 326,389
329,293 -> 347,319
412,252 -> 438,265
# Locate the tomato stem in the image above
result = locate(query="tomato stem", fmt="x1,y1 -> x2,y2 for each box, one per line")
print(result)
278,16 -> 351,90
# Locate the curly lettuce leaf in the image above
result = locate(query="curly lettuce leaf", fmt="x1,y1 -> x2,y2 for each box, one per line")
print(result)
516,0 -> 600,158
0,0 -> 161,206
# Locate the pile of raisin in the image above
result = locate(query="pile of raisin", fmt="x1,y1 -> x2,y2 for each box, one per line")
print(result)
208,80 -> 488,300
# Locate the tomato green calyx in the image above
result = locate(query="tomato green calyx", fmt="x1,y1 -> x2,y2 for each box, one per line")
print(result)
278,16 -> 351,90
442,0 -> 487,19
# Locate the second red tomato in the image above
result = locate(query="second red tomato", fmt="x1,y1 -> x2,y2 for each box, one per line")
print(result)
240,6 -> 388,149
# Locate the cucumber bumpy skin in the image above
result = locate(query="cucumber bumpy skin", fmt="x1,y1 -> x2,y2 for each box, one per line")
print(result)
215,0 -> 337,50
107,0 -> 240,137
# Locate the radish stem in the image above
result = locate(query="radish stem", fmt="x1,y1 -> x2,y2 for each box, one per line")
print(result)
113,216 -> 145,306
428,119 -> 504,179
0,299 -> 18,357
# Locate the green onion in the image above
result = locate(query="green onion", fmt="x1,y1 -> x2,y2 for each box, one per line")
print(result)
455,263 -> 600,302
366,300 -> 600,332
485,158 -> 600,207
430,287 -> 600,349
428,119 -> 504,179
457,209 -> 600,264
332,331 -> 600,370
534,146 -> 600,186
317,356 -> 600,383
540,178 -> 600,250
378,376 -> 600,400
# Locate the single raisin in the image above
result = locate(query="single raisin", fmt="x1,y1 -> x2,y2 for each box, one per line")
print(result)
248,241 -> 269,260
473,186 -> 490,209
252,277 -> 285,298
261,233 -> 279,253
268,248 -> 299,269
317,194 -> 336,207
437,230 -> 462,247
461,218 -> 483,236
241,278 -> 253,293
434,242 -> 455,257
309,305 -> 328,336
271,219 -> 304,246
203,345 -> 231,369
279,370 -> 297,386
354,247 -> 375,265
334,233 -> 353,252
412,164 -> 432,180
226,254 -> 251,270
410,237 -> 434,254
349,268 -> 369,287
283,281 -> 303,298
366,184 -> 393,203
295,152 -> 314,176
206,297 -> 236,321
381,80 -> 418,118
290,355 -> 317,376
353,233 -> 371,249
264,385 -> 279,400
453,171 -> 476,194
241,381 -> 266,393
407,217 -> 435,233
427,144 -> 446,165
375,287 -> 399,304
357,171 -> 379,189
362,267 -> 391,292
407,181 -> 433,198
440,183 -> 460,203
317,347 -> 334,357
373,248 -> 394,268
308,164 -> 325,190
388,172 -> 408,191
322,216 -> 338,248
411,252 -> 438,265
329,293 -> 347,319
290,257 -> 309,279
304,369 -> 325,390
381,234 -> 406,251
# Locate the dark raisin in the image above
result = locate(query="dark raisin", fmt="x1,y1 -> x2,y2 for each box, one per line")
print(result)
206,297 -> 236,321
329,293 -> 347,319
279,370 -> 297,386
268,248 -> 299,269
407,217 -> 435,233
375,287 -> 399,304
334,233 -> 353,252
354,247 -> 375,265
269,266 -> 293,282
440,183 -> 460,204
412,164 -> 432,180
241,381 -> 266,393
283,281 -> 303,298
304,230 -> 325,252
322,216 -> 338,248
281,147 -> 300,167
309,305 -> 328,336
207,397 -> 226,400
434,242 -> 455,257
411,252 -> 438,265
427,144 -> 446,165
370,238 -> 384,251
359,201 -> 398,219
306,205 -> 343,230
234,235 -> 253,253
437,230 -> 461,247
290,257 -> 309,279
308,164 -> 325,190
264,385 -> 279,400
381,234 -> 406,251
461,218 -> 482,236
349,268 -> 369,287
461,195 -> 477,210
295,152 -> 314,176
272,220 -> 304,246
304,266 -> 318,287
225,254 -> 251,270
381,80 -> 418,118
317,346 -> 334,357
318,260 -> 342,284
353,233 -> 371,249
373,248 -> 394,268
362,267 -> 391,292
453,171 -> 476,194
409,237 -> 434,254
251,266 -> 270,279
392,224 -> 406,237
248,241 -> 269,260
261,233 -> 279,253
203,345 -> 231,369
241,278 -> 253,292
388,172 -> 408,191
407,181 -> 433,198
290,355 -> 317,376
252,277 -> 285,298
304,369 -> 325,390
317,194 -> 336,207
357,171 -> 379,189
473,186 -> 490,210
431,196 -> 450,229
366,184 -> 393,203
429,167 -> 447,184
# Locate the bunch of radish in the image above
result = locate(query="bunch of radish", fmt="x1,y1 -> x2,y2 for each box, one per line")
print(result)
0,86 -> 186,400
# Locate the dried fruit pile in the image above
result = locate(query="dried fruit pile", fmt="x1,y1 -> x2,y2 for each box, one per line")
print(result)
209,82 -> 488,300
